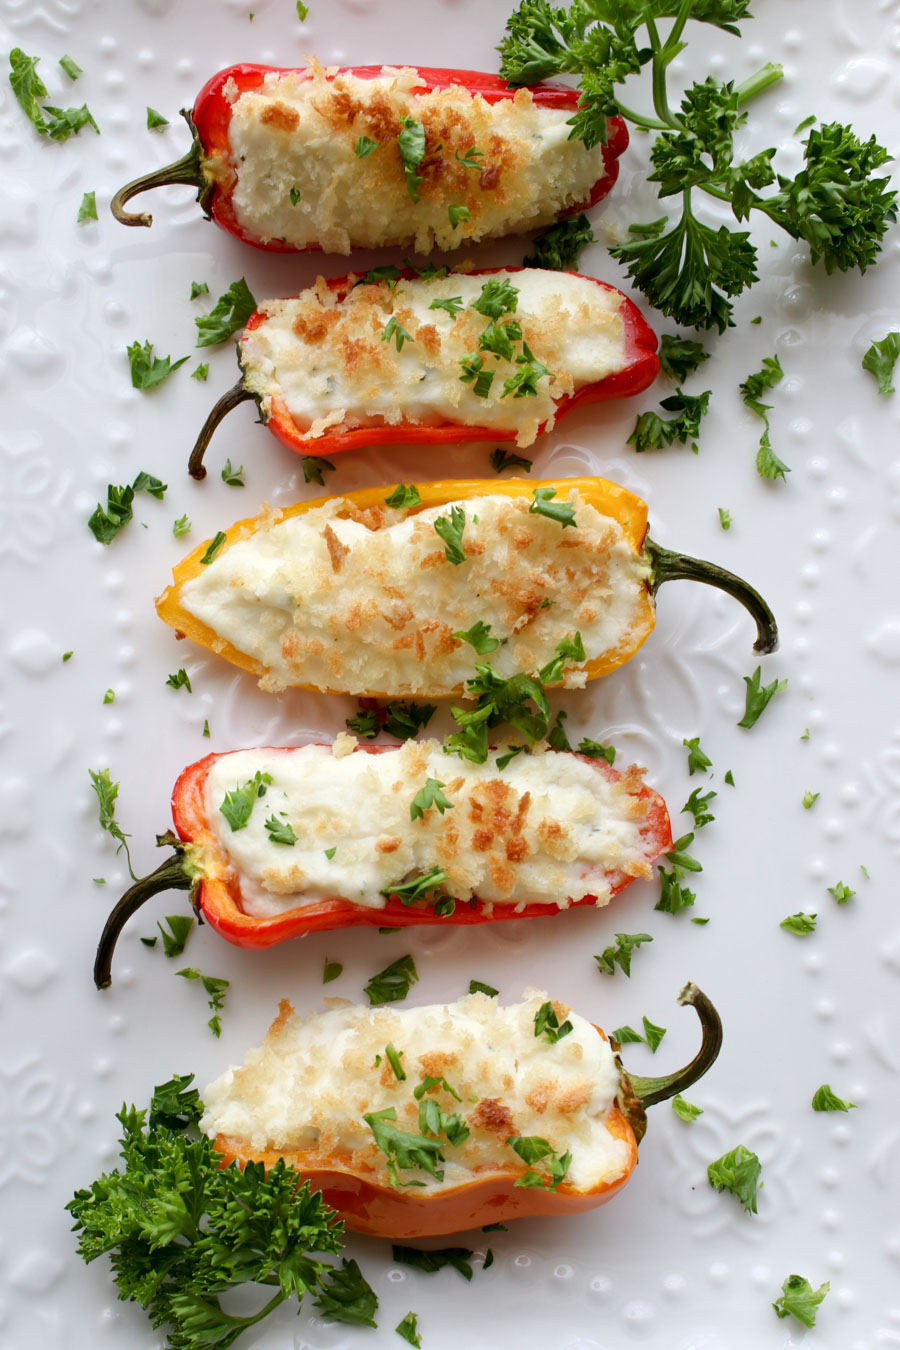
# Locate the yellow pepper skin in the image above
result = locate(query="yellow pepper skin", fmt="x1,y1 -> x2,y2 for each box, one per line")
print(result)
155,477 -> 776,698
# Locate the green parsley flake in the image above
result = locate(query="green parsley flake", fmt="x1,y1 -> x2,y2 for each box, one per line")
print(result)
191,363 -> 209,381
323,958 -> 342,984
773,1275 -> 830,1328
529,486 -> 576,528
396,1312 -> 422,1347
738,667 -> 787,728
127,340 -> 188,390
448,203 -> 471,229
429,295 -> 464,317
811,1084 -> 856,1112
594,932 -> 652,978
364,954 -> 419,1007
165,668 -> 191,693
103,689 -> 115,704
683,736 -> 711,775
177,968 -> 229,1037
200,531 -> 226,564
146,106 -> 168,130
354,135 -> 379,157
718,507 -> 732,530
59,55 -> 82,80
780,911 -> 816,936
385,1043 -> 406,1081
77,190 -> 97,222
289,186 -> 301,206
671,1094 -> 703,1122
173,514 -> 191,537
265,816 -> 297,846
221,458 -> 244,487
827,881 -> 855,904
302,455 -> 336,486
707,1144 -> 762,1213
397,117 -> 426,201
190,281 -> 209,300
434,504 -> 466,564
195,278 -> 256,347
469,979 -> 499,997
862,331 -> 900,395
533,1001 -> 573,1044
489,448 -> 532,474
384,483 -> 422,509
219,771 -> 272,832
410,778 -> 454,821
802,790 -> 820,808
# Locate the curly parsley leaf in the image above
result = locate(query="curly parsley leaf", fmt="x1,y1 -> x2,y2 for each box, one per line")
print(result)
827,880 -> 855,904
265,815 -> 297,846
738,667 -> 787,728
365,1106 -> 444,1186
385,483 -> 422,509
434,504 -> 467,564
393,1245 -> 474,1281
628,388 -> 711,453
453,620 -> 500,655
397,117 -> 426,201
707,1144 -> 762,1213
88,768 -> 136,879
672,1094 -> 703,1123
773,1274 -> 829,1327
313,1258 -> 378,1327
658,334 -> 710,382
221,458 -> 244,487
127,340 -> 188,390
364,954 -> 419,1007
740,354 -> 788,479
9,48 -> 99,140
429,294 -> 464,317
683,787 -> 716,828
523,213 -> 594,269
220,770 -> 273,831
410,779 -> 454,821
383,316 -> 413,351
156,915 -> 194,958
302,455 -> 336,486
195,277 -> 256,347
473,277 -> 519,319
534,1001 -> 573,1044
384,701 -> 437,740
862,331 -> 900,395
396,1312 -> 422,1347
176,968 -> 229,1037
459,352 -> 495,397
594,932 -> 652,978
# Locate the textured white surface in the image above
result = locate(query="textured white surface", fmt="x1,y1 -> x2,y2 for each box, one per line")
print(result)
0,1 -> 898,1347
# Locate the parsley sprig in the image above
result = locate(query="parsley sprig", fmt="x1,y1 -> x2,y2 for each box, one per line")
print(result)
498,5 -> 897,331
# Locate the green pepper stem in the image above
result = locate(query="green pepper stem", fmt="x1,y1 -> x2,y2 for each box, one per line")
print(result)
188,378 -> 256,480
645,537 -> 778,653
627,983 -> 722,1107
94,838 -> 192,990
110,110 -> 209,227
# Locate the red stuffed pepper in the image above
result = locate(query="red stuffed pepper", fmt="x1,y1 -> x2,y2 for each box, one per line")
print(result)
94,740 -> 671,988
188,265 -> 659,475
111,61 -> 628,253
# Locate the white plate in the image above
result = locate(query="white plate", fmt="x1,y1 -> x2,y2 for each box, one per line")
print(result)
2,1 -> 898,1346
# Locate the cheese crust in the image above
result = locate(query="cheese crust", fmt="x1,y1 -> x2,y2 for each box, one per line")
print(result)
200,990 -> 630,1193
241,269 -> 626,447
202,740 -> 657,918
177,490 -> 651,697
221,62 -> 608,252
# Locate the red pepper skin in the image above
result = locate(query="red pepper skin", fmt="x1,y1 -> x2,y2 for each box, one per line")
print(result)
192,64 -> 628,254
241,266 -> 659,461
173,746 -> 671,950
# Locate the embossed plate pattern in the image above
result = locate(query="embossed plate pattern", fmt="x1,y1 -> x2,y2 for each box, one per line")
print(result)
1,0 -> 898,1346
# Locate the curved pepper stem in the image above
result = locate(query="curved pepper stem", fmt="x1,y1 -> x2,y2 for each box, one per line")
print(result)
616,983 -> 722,1144
188,378 -> 257,480
111,111 -> 211,228
94,833 -> 194,990
645,537 -> 778,654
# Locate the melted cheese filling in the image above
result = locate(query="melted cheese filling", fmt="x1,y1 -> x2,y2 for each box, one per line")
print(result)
200,990 -> 630,1193
177,492 -> 650,697
202,740 -> 655,916
241,269 -> 626,447
222,62 -> 609,253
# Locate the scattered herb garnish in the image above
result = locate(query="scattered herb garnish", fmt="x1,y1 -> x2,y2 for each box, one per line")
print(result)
397,117 -> 426,201
469,979 -> 499,997
289,186 -> 302,206
683,736 -> 711,775
126,340 -> 188,390
146,106 -> 168,130
323,958 -> 342,984
383,316 -> 413,352
385,1044 -> 406,1081
533,1001 -> 573,1044
523,212 -> 594,269
718,507 -> 732,530
219,770 -> 272,832
59,55 -> 82,80
611,1017 -> 666,1052
489,448 -> 533,474
355,135 -> 379,158
740,355 -> 789,480
862,331 -> 900,395
396,1312 -> 422,1347
682,787 -> 716,828
410,778 -> 454,821
594,932 -> 652,978
453,620 -> 500,654
364,1106 -> 445,1186
707,1144 -> 762,1213
507,1136 -> 571,1190
296,1 -> 309,18
448,203 -> 471,229
393,1245 -> 474,1280
302,455 -> 336,486
738,667 -> 787,728
658,334 -> 709,381
529,485 -> 576,528
190,281 -> 209,300
811,1084 -> 856,1112
265,816 -> 297,846
578,738 -> 615,764
385,483 -> 422,509
802,790 -> 819,809
628,388 -> 711,453
773,1275 -> 829,1328
9,48 -> 99,140
384,701 -> 437,740
459,352 -> 495,397
202,720 -> 210,738
364,954 -> 419,1007
88,768 -> 135,879
473,277 -> 519,319
155,915 -> 194,959
177,968 -> 229,1037
165,667 -> 192,693
200,531 -> 226,564
429,294 -> 465,317
103,689 -> 115,704
221,458 -> 244,486
827,881 -> 855,904
672,1094 -> 703,1123
434,504 -> 467,564
77,190 -> 97,222
172,514 -> 191,537
195,277 -> 256,347
191,363 -> 209,381
780,911 -> 817,936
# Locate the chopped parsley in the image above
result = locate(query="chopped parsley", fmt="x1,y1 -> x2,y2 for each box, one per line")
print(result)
200,531 -> 226,564
396,1312 -> 422,1347
507,1136 -> 571,1190
533,1001 -> 573,1044
191,363 -> 209,381
397,117 -> 426,201
811,1084 -> 856,1112
324,847 -> 336,860
126,340 -> 188,390
77,190 -> 97,222
773,1275 -> 829,1328
724,769 -> 735,786
459,352 -> 494,397
611,1017 -> 666,1052
707,1144 -> 762,1213
453,620 -> 500,654
434,504 -> 466,564
523,213 -> 594,270
489,448 -> 533,474
354,135 -> 379,158
176,968 -> 229,1037
165,668 -> 191,693
718,507 -> 732,530
103,689 -> 115,704
302,455 -> 336,486
528,486 -> 576,528
827,881 -> 855,904
469,979 -> 499,997
738,667 -> 787,728
594,932 -> 652,978
578,738 -> 616,764
409,779 -> 454,822
392,1245 -> 474,1280
156,915 -> 194,959
62,651 -> 73,662
264,816 -> 297,846
173,514 -> 191,537
780,911 -> 817,936
384,701 -> 437,740
219,771 -> 272,831
195,277 -> 256,347
364,1106 -> 445,1186
657,334 -> 709,382
628,388 -> 711,453
448,203 -> 471,229
314,1259 -> 378,1327
59,55 -> 82,80
146,106 -> 168,130
364,954 -> 419,1007
296,0 -> 309,18
384,483 -> 422,509
385,1044 -> 406,1081
190,281 -> 209,299
741,356 -> 789,480
472,278 -> 519,319
323,958 -> 342,984
383,316 -> 413,351
802,790 -> 819,809
671,1094 -> 703,1123
9,48 -> 99,141
455,145 -> 484,169
202,720 -> 210,738
682,787 -> 716,828
88,768 -> 135,878
221,458 -> 244,486
538,632 -> 586,684
862,331 -> 900,395
683,736 -> 711,775
289,186 -> 301,205
429,295 -> 464,317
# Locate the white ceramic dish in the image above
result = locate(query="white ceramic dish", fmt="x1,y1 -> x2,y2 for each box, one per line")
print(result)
1,1 -> 898,1346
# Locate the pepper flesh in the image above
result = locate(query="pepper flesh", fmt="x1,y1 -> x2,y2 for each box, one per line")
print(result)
204,983 -> 721,1238
111,63 -> 629,249
155,477 -> 777,700
92,742 -> 671,984
188,267 -> 659,474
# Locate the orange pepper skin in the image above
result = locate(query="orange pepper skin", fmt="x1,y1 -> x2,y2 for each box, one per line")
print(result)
239,266 -> 659,458
156,476 -> 657,700
192,66 -> 630,254
173,745 -> 671,950
212,1039 -> 638,1237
